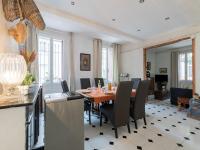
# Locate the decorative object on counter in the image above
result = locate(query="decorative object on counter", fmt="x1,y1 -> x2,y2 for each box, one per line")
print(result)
18,72 -> 36,95
0,53 -> 27,96
20,49 -> 37,71
147,62 -> 151,70
119,73 -> 129,81
80,53 -> 91,71
108,83 -> 112,91
2,0 -> 46,30
159,68 -> 167,74
8,21 -> 27,44
193,93 -> 200,100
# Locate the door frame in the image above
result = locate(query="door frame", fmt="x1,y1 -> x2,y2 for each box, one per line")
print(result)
143,37 -> 196,93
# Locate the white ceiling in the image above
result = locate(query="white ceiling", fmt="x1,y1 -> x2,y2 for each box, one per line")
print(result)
36,0 -> 200,43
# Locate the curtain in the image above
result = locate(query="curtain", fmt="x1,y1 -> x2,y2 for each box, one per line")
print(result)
112,43 -> 121,85
68,32 -> 76,91
171,51 -> 179,88
93,39 -> 102,78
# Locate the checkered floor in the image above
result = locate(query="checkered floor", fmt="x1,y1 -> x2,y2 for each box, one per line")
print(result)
84,99 -> 200,150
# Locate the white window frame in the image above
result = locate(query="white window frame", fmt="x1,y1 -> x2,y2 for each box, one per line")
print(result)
38,31 -> 64,84
102,47 -> 113,83
178,51 -> 192,81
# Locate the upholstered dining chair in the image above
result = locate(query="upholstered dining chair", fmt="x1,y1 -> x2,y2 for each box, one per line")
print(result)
130,80 -> 150,129
61,80 -> 92,124
80,78 -> 91,89
99,81 -> 133,138
94,78 -> 104,87
131,78 -> 141,89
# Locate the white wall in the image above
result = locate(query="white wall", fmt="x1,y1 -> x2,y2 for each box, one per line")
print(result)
73,33 -> 94,89
195,34 -> 200,94
120,48 -> 144,80
0,2 -> 18,53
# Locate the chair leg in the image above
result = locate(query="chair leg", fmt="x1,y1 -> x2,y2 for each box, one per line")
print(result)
100,112 -> 102,127
134,119 -> 138,129
88,109 -> 91,125
114,128 -> 118,138
127,122 -> 131,133
143,117 -> 147,125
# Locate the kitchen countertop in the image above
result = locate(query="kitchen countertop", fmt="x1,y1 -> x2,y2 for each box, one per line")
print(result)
0,85 -> 41,109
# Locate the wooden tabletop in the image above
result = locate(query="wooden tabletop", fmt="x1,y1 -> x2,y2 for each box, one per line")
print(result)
77,88 -> 136,104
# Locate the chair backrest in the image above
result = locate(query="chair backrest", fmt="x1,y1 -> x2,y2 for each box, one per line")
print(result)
132,80 -> 150,119
114,81 -> 132,126
131,78 -> 141,89
80,78 -> 91,89
61,80 -> 69,93
94,78 -> 104,87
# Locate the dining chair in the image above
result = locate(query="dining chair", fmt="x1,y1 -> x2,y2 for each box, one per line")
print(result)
130,80 -> 150,129
94,78 -> 104,87
131,78 -> 141,89
80,78 -> 91,89
61,80 -> 92,124
99,81 -> 133,138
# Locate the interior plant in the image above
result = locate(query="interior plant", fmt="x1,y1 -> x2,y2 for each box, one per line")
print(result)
22,72 -> 36,86
19,49 -> 37,95
20,49 -> 37,72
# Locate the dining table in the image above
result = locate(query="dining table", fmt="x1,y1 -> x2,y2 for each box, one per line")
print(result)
77,87 -> 136,104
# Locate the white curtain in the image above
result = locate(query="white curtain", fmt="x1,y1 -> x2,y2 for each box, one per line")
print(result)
68,32 -> 76,91
93,39 -> 102,78
112,43 -> 121,85
171,51 -> 179,88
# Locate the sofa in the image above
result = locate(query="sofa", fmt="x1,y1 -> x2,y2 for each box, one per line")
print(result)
170,88 -> 193,105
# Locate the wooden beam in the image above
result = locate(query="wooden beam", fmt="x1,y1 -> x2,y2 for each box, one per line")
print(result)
145,37 -> 191,50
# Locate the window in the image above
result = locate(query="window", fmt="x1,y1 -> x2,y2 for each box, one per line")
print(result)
178,52 -> 192,81
38,35 -> 63,84
102,47 -> 113,82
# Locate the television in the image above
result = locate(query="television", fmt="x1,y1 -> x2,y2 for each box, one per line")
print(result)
155,75 -> 168,83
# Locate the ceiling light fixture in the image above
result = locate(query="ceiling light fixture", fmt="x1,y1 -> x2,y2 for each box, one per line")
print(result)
71,1 -> 75,5
139,0 -> 145,3
165,17 -> 170,20
112,18 -> 116,21
137,29 -> 141,32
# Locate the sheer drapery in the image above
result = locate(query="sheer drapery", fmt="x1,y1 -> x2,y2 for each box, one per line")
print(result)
93,39 -> 102,78
112,43 -> 121,85
68,32 -> 76,91
171,51 -> 179,88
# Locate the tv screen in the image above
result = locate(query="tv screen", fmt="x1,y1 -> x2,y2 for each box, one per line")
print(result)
155,75 -> 168,82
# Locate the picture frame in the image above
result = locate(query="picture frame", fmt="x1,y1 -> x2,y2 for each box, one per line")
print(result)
80,53 -> 91,71
159,68 -> 167,74
147,62 -> 151,70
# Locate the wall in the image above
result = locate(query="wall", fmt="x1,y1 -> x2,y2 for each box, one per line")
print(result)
195,34 -> 200,94
73,33 -> 94,89
120,48 -> 144,80
0,2 -> 18,53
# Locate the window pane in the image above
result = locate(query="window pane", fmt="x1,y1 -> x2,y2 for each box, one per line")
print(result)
53,39 -> 63,82
102,48 -> 108,79
187,52 -> 192,80
107,48 -> 113,82
38,36 -> 50,84
179,53 -> 185,80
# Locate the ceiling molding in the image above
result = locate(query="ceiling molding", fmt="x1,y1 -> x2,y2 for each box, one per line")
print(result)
121,24 -> 200,53
36,1 -> 143,43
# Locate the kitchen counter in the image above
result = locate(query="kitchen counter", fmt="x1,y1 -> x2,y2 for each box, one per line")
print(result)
0,85 -> 40,109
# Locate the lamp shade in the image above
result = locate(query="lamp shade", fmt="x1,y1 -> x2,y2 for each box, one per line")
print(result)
0,53 -> 27,85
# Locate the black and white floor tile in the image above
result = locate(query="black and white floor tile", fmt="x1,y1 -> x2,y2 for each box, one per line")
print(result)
84,99 -> 200,150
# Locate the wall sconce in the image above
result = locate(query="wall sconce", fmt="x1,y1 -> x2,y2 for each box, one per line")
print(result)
0,53 -> 27,96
